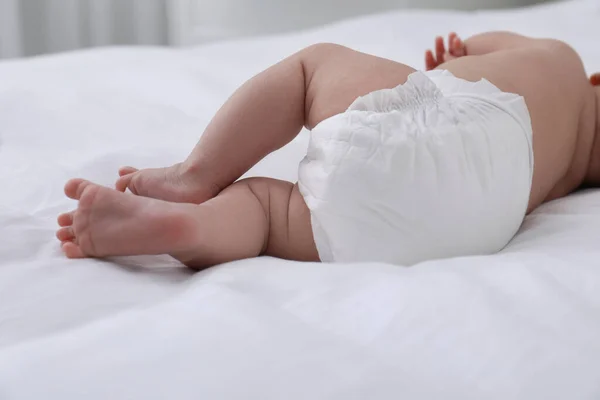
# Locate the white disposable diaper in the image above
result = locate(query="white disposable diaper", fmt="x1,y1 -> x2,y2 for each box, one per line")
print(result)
298,69 -> 533,265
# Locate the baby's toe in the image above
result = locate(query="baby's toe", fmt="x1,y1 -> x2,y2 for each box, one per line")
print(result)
118,166 -> 138,177
64,179 -> 92,200
115,174 -> 134,192
56,227 -> 75,242
61,241 -> 86,259
57,211 -> 74,227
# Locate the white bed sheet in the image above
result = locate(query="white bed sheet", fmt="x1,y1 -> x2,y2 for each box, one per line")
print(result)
1,1 -> 600,399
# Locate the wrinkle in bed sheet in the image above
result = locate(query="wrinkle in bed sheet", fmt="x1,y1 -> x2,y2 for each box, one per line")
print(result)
0,1 -> 599,399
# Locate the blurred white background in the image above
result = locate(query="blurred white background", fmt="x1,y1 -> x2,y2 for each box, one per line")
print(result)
0,0 -> 551,59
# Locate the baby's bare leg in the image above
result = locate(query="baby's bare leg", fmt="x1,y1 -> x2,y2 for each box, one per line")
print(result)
57,178 -> 317,268
116,44 -> 415,203
175,178 -> 318,267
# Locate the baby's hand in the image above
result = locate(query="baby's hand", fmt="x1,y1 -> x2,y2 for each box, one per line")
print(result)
425,32 -> 467,71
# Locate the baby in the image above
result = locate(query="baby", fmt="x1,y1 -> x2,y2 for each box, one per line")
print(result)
56,31 -> 600,268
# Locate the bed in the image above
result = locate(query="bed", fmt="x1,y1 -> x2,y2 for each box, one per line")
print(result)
1,0 -> 599,398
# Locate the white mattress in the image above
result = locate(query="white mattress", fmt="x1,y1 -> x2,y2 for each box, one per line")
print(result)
1,1 -> 599,399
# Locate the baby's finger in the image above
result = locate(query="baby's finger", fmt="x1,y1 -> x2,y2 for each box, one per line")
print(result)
425,50 -> 436,70
435,36 -> 445,65
452,36 -> 466,57
448,32 -> 457,51
443,53 -> 456,63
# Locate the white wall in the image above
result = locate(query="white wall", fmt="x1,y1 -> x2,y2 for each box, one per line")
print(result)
1,0 -> 551,59
1,0 -> 168,59
0,0 -> 23,58
183,0 -> 550,41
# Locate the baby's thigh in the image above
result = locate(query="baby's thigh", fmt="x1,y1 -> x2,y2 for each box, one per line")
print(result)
303,44 -> 417,128
245,178 -> 318,262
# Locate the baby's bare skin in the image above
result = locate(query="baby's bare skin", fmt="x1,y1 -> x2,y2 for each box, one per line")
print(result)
57,32 -> 600,268
429,32 -> 599,212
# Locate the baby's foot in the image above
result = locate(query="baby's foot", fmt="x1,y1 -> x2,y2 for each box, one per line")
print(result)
56,179 -> 200,260
425,32 -> 467,70
115,163 -> 219,204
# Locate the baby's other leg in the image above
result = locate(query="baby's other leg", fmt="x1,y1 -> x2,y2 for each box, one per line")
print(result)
57,178 -> 317,269
175,178 -> 319,268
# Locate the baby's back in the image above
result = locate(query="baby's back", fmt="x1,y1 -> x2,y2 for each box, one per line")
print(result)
441,40 -> 596,211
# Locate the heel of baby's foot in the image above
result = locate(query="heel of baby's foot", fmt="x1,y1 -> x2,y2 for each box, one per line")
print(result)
155,203 -> 202,251
163,202 -> 218,270
170,252 -> 208,271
